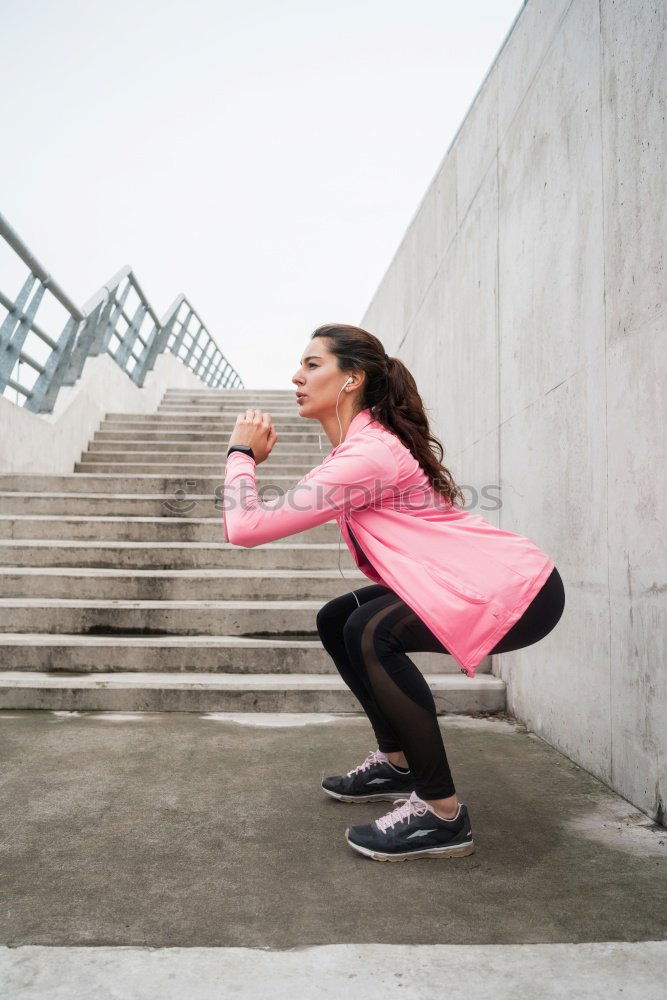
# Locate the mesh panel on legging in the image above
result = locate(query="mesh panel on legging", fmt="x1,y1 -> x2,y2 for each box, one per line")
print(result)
341,593 -> 457,800
316,584 -> 404,752
316,584 -> 457,799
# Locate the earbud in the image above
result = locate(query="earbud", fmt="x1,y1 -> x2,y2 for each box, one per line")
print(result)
334,374 -> 360,605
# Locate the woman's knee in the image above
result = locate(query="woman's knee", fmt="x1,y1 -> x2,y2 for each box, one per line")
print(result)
316,594 -> 352,642
315,603 -> 335,641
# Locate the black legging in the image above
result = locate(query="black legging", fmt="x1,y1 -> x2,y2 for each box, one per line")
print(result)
316,566 -> 565,801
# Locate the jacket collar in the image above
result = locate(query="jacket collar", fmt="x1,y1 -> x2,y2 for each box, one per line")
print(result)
326,407 -> 375,456
345,407 -> 375,440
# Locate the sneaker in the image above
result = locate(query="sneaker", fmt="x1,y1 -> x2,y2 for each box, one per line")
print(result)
321,749 -> 416,803
345,790 -> 475,862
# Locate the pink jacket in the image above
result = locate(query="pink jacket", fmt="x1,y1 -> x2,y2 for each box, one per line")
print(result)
223,407 -> 555,677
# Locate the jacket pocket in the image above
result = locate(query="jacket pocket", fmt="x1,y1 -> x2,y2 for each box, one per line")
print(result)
423,562 -> 490,604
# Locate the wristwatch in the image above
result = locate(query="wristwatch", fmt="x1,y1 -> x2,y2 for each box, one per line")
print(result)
227,444 -> 255,461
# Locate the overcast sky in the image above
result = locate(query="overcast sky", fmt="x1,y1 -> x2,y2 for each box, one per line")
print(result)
2,0 -> 522,391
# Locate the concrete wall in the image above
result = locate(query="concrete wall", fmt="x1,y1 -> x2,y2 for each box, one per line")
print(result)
0,352 -> 207,475
361,0 -> 666,824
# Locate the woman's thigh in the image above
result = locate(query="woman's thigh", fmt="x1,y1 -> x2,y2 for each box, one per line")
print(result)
318,567 -> 565,658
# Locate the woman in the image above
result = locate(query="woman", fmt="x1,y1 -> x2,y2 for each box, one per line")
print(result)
223,324 -> 565,863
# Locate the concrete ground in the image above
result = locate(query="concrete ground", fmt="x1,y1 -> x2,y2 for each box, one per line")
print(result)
0,709 -> 665,997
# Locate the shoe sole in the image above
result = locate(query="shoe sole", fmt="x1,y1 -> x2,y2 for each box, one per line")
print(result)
322,784 -> 416,803
344,829 -> 475,861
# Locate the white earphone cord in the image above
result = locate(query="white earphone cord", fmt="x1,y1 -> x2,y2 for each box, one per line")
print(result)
317,377 -> 361,608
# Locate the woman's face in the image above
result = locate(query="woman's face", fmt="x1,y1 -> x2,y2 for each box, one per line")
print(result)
292,337 -> 356,418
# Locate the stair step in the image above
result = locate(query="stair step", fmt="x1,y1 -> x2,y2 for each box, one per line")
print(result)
0,472 -> 309,494
0,597 -> 326,635
0,635 -> 331,673
163,391 -> 295,397
85,442 -> 327,454
72,462 -> 312,475
80,449 -> 322,461
0,635 -> 479,674
95,429 -> 316,441
159,396 -> 294,401
0,567 -> 365,600
0,493 -> 227,516
0,539 -> 351,567
0,671 -> 505,712
97,419 -> 315,429
162,391 -> 296,398
113,406 -> 299,414
100,415 -> 304,427
92,431 -> 303,442
0,514 -> 341,542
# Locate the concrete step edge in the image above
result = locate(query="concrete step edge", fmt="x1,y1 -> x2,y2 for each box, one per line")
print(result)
0,598 -> 324,609
82,451 -> 318,458
0,537 -> 341,549
0,670 -> 504,690
0,634 -> 323,648
0,567 -> 365,580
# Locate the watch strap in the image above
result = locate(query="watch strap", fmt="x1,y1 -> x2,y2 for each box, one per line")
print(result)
227,445 -> 255,461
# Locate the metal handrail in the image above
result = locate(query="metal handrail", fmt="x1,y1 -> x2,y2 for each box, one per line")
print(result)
0,213 -> 84,320
0,212 -> 244,411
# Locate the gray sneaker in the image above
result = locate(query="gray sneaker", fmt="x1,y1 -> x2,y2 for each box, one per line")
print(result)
321,749 -> 416,802
345,791 -> 475,862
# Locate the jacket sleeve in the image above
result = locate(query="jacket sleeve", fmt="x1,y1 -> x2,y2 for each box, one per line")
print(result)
222,437 -> 398,547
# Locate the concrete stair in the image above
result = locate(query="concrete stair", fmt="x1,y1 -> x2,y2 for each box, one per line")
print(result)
0,388 -> 505,713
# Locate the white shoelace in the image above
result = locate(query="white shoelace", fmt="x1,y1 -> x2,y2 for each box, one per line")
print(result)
345,748 -> 388,777
376,791 -> 429,833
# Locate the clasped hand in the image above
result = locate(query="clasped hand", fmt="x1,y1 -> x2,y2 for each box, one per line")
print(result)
227,409 -> 277,465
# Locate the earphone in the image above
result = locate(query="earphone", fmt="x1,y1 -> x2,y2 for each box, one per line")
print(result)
321,376 -> 362,607
337,377 -> 354,445
317,376 -> 353,452
312,377 -> 362,606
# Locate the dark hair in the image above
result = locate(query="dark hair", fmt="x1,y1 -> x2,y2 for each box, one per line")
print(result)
311,323 -> 465,508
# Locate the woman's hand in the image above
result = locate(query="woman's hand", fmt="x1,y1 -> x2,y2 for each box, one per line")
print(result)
227,409 -> 277,465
